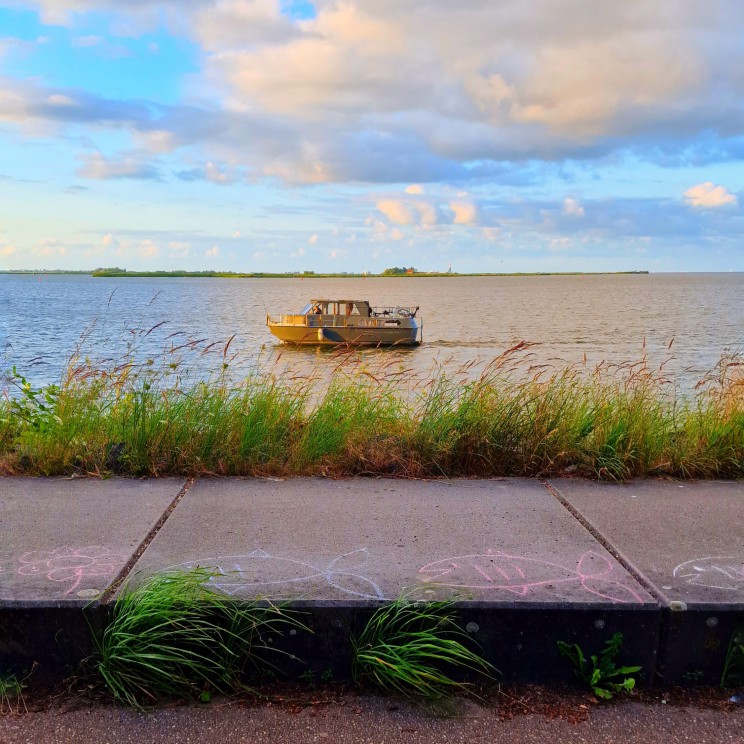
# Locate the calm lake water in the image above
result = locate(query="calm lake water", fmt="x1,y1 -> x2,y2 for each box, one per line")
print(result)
1,273 -> 742,391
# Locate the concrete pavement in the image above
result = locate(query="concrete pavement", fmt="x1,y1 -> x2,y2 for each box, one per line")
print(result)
1,477 -> 742,685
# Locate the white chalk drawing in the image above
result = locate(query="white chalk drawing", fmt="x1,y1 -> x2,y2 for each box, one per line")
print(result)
164,548 -> 384,600
17,546 -> 125,595
673,556 -> 744,591
418,550 -> 644,604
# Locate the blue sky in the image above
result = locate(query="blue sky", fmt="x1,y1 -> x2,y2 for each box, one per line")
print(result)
1,0 -> 743,273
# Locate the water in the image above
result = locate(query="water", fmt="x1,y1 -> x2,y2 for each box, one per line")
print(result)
1,273 -> 742,390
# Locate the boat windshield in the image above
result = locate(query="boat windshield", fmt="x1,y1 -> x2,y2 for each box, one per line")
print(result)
300,303 -> 313,315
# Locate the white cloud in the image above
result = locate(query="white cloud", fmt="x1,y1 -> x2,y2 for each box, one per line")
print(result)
205,245 -> 220,257
376,197 -> 442,226
135,129 -> 178,154
168,241 -> 190,256
137,240 -> 159,258
36,239 -> 68,258
684,181 -> 738,208
377,199 -> 417,225
77,152 -> 160,180
0,244 -> 17,257
1,0 -> 743,190
307,234 -> 318,244
450,201 -> 479,225
232,229 -> 242,238
563,198 -> 585,217
204,161 -> 233,184
290,246 -> 306,257
47,94 -> 76,107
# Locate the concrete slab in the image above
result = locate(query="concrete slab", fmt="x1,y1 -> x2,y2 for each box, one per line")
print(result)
549,479 -> 744,683
133,477 -> 654,608
548,479 -> 744,608
0,477 -> 184,603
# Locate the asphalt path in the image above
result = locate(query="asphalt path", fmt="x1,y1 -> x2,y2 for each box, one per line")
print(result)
1,693 -> 742,744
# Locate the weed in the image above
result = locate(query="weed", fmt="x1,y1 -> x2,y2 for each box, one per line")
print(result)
0,665 -> 35,715
95,569 -> 307,708
557,632 -> 641,699
351,600 -> 494,699
0,674 -> 23,714
721,628 -> 744,688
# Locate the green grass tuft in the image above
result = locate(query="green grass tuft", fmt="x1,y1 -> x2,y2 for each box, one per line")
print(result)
351,599 -> 494,699
96,569 -> 306,708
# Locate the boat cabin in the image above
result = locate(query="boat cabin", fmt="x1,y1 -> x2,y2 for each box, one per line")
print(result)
302,300 -> 372,317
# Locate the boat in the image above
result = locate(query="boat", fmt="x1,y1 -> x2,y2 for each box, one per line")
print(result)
267,299 -> 422,346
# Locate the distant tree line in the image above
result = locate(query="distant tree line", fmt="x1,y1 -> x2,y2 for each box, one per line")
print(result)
381,266 -> 418,276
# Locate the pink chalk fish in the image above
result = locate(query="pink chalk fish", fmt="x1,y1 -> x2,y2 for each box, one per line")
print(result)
418,550 -> 644,604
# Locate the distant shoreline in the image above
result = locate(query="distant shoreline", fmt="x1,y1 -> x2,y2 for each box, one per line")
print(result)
1,270 -> 651,278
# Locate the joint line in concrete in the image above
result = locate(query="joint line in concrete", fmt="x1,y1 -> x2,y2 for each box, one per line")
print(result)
98,478 -> 196,604
541,480 -> 664,603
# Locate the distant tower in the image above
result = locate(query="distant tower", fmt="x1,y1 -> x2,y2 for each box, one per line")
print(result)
447,263 -> 452,274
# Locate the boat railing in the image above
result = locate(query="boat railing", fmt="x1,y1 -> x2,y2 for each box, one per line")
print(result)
370,305 -> 418,318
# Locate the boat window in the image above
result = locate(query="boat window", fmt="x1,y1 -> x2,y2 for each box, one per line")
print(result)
300,303 -> 313,315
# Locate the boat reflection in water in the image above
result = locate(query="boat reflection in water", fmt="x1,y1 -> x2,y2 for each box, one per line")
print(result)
267,299 -> 421,346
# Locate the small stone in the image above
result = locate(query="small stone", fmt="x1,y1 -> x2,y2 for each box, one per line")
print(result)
466,622 -> 479,634
706,617 -> 718,628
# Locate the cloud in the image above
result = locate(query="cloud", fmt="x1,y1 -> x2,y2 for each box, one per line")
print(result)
175,161 -> 235,184
36,239 -> 68,257
0,244 -> 17,257
376,199 -> 416,225
376,197 -> 442,226
563,198 -> 585,217
77,152 -> 161,180
137,240 -> 159,258
684,182 -> 738,208
205,245 -> 219,257
307,234 -> 318,244
290,246 -> 305,257
168,241 -> 190,256
1,2 -> 744,187
450,201 -> 479,225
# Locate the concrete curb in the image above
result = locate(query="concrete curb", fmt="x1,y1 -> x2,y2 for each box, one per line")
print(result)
1,477 -> 742,688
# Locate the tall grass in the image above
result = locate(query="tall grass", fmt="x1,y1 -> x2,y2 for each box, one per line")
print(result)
1,343 -> 742,480
351,599 -> 494,699
96,569 -> 306,708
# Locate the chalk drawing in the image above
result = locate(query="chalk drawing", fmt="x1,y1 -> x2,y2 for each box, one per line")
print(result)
673,556 -> 744,591
418,550 -> 644,604
164,548 -> 385,600
17,546 -> 125,596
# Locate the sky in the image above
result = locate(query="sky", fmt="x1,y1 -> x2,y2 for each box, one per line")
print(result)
0,0 -> 743,273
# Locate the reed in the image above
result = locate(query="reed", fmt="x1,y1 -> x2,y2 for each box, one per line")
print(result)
1,344 -> 742,480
